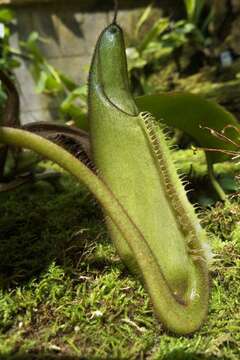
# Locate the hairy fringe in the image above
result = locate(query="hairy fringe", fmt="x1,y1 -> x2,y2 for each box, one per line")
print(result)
139,111 -> 201,249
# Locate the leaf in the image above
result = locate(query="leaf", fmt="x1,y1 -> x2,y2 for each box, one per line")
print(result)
22,32 -> 43,62
35,68 -> 63,94
135,3 -> 153,37
136,93 -> 240,163
60,85 -> 88,127
138,18 -> 169,52
184,0 -> 206,24
35,70 -> 48,93
60,103 -> 88,129
0,9 -> 14,23
70,113 -> 88,131
59,73 -> 78,92
219,175 -> 239,192
126,47 -> 147,71
184,0 -> 197,22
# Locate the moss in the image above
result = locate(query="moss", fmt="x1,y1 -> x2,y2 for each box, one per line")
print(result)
200,198 -> 240,241
0,163 -> 239,359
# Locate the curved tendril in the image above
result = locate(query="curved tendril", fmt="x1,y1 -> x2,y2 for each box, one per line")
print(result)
112,0 -> 119,24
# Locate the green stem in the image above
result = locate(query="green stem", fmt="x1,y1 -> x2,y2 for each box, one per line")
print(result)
206,155 -> 226,201
0,126 -> 209,335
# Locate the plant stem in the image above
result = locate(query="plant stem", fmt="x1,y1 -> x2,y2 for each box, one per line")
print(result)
206,155 -> 226,201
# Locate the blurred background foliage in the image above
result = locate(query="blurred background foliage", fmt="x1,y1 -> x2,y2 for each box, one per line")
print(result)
1,0 -> 240,123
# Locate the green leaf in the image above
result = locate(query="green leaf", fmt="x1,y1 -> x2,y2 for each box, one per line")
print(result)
219,175 -> 239,192
138,18 -> 169,52
71,113 -> 88,131
184,0 -> 206,24
61,85 -> 87,111
184,0 -> 197,22
60,103 -> 85,120
136,93 -> 240,163
0,9 -> 14,23
35,71 -> 48,93
22,32 -> 43,62
126,47 -> 147,71
135,3 -> 153,37
59,73 -> 78,92
60,85 -> 88,128
35,70 -> 63,94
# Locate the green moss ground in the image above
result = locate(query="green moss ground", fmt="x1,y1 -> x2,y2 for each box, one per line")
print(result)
0,159 -> 239,360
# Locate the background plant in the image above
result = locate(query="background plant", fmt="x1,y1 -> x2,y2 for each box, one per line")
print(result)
21,32 -> 88,130
0,8 -> 18,118
0,10 -> 87,130
126,0 -> 214,94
